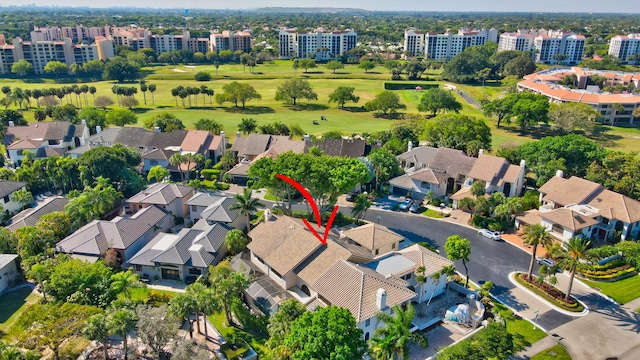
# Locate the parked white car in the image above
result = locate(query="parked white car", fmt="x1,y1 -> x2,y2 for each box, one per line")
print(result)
536,257 -> 555,268
399,199 -> 413,211
478,229 -> 502,241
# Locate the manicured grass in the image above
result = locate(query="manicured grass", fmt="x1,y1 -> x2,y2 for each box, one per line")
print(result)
208,312 -> 268,359
530,344 -> 573,360
124,287 -> 178,304
0,287 -> 39,334
581,274 -> 640,305
421,208 -> 449,218
492,302 -> 547,347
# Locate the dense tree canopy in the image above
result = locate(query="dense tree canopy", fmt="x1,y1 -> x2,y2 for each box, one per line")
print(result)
284,306 -> 367,360
586,150 -> 640,200
423,114 -> 492,156
365,91 -> 407,115
215,81 -> 261,108
78,144 -> 145,197
274,78 -> 318,105
417,88 -> 462,116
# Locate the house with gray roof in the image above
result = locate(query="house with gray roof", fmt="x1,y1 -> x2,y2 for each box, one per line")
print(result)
55,205 -> 172,264
128,219 -> 231,282
185,193 -> 244,229
0,180 -> 27,214
6,196 -> 69,232
243,215 -> 453,337
3,121 -> 89,167
0,254 -> 19,293
125,183 -> 194,218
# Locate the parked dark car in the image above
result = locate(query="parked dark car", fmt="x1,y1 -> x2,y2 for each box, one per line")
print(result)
346,191 -> 361,202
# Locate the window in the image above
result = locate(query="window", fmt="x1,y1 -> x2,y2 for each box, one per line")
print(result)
365,319 -> 370,327
134,265 -> 142,271
375,249 -> 379,255
189,268 -> 202,275
392,243 -> 396,249
552,224 -> 564,234
602,218 -> 609,225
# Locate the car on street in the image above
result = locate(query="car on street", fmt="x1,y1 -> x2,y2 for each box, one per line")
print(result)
345,191 -> 360,202
399,198 -> 413,211
409,202 -> 422,213
536,257 -> 555,268
478,229 -> 502,241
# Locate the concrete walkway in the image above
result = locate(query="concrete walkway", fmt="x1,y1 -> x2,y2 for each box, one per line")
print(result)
512,336 -> 558,360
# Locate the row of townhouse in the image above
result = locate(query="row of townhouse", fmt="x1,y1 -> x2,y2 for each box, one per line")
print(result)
0,27 -> 252,75
517,67 -> 640,125
278,28 -> 357,60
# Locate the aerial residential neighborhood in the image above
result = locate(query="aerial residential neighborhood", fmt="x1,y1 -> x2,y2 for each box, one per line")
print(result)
0,3 -> 639,360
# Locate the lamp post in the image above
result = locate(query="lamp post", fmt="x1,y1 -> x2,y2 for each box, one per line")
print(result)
440,203 -> 445,216
376,216 -> 381,224
533,310 -> 539,330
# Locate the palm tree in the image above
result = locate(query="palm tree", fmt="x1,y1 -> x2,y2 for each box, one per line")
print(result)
351,193 -> 372,221
170,153 -> 186,182
182,153 -> 204,180
414,266 -> 427,317
238,117 -> 257,135
107,308 -> 137,360
110,270 -> 141,300
83,314 -> 110,360
425,272 -> 441,308
140,83 -> 148,105
611,103 -> 625,126
374,304 -> 428,360
555,237 -> 591,301
225,229 -> 250,255
522,224 -> 553,281
148,84 -> 156,105
169,292 -> 198,339
11,189 -> 33,210
369,335 -> 395,360
231,188 -> 264,231
440,265 -> 456,299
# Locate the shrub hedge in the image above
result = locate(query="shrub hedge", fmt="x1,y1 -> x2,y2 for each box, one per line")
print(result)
515,273 -> 584,312
383,82 -> 439,90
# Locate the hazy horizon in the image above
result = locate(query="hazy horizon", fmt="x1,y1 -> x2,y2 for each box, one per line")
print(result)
1,0 -> 639,13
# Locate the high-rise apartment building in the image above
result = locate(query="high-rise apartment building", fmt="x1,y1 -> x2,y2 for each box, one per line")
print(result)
608,34 -> 640,65
404,29 -> 425,57
534,31 -> 585,65
209,30 -> 252,54
278,28 -> 357,60
498,32 -> 534,52
424,28 -> 498,61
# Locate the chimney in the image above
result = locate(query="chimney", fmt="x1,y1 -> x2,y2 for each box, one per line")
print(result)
520,159 -> 526,167
81,119 -> 86,126
376,288 -> 387,310
96,126 -> 102,134
220,131 -> 226,154
8,121 -> 14,127
154,126 -> 161,133
556,169 -> 564,178
303,134 -> 310,143
478,149 -> 484,155
407,140 -> 413,152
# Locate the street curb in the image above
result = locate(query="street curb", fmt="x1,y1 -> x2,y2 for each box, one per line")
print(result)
508,272 -> 589,317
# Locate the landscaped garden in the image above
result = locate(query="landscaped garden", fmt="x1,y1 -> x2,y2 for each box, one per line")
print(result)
581,241 -> 640,304
514,273 -> 585,313
581,275 -> 640,305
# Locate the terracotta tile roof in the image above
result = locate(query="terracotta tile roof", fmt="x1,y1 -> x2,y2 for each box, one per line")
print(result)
311,259 -> 415,322
408,168 -> 449,185
539,176 -> 602,207
341,223 -> 404,251
450,187 -> 490,201
586,189 -> 640,224
247,216 -> 323,275
7,139 -> 44,150
468,154 -> 508,183
397,244 -> 454,276
540,208 -> 598,231
518,78 -> 640,105
516,209 -> 542,226
142,148 -> 176,160
295,239 -> 352,285
181,130 -> 210,152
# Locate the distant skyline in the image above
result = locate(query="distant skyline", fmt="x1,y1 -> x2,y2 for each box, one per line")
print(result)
2,0 -> 640,13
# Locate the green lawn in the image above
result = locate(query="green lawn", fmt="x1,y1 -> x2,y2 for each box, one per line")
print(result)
492,302 -> 547,347
530,344 -> 573,360
581,274 -> 640,305
0,287 -> 39,335
208,312 -> 268,359
124,287 -> 178,304
2,61 -> 640,152
421,208 -> 448,218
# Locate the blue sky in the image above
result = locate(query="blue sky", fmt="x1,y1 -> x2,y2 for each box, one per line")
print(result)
3,0 -> 639,12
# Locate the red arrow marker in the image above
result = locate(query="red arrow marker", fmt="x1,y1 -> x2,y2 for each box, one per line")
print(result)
275,174 -> 337,246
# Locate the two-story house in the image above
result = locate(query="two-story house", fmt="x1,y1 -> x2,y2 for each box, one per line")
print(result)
3,121 -> 89,167
516,172 -> 640,242
244,215 -> 453,338
125,183 -> 194,219
184,192 -> 245,230
0,181 -> 28,214
55,205 -> 172,264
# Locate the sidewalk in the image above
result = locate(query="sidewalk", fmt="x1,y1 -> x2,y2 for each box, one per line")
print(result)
511,336 -> 558,360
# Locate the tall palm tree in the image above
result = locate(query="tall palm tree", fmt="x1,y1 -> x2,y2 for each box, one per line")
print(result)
351,193 -> 372,221
425,272 -> 441,308
107,308 -> 137,360
522,224 -> 553,281
148,84 -> 156,105
414,266 -> 427,316
11,189 -> 33,211
611,103 -> 625,126
369,335 -> 395,360
374,304 -> 428,360
110,270 -> 141,300
231,188 -> 264,231
555,237 -> 591,301
169,292 -> 198,339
